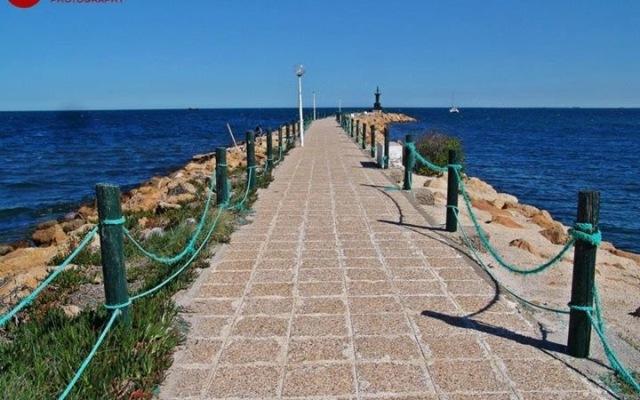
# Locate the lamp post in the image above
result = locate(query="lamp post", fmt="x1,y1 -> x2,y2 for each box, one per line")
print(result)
313,91 -> 316,121
338,98 -> 341,113
295,64 -> 305,147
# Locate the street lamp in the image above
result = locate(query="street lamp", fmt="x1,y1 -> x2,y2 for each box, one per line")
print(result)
313,91 -> 316,121
295,64 -> 305,147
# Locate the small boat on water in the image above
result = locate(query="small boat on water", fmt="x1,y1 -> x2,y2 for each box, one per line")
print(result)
449,92 -> 459,113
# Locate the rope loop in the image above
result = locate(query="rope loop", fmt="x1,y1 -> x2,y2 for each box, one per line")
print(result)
569,222 -> 602,246
102,217 -> 125,226
103,298 -> 132,310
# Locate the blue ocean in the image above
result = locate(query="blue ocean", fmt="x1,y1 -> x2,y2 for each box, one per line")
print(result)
1,108 -> 639,254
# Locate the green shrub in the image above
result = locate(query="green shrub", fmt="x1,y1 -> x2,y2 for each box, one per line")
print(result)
413,130 -> 464,177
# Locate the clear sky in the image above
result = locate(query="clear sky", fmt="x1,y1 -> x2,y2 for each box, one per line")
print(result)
1,0 -> 639,110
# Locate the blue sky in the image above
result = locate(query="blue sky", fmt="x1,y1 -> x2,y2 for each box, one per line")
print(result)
1,0 -> 639,110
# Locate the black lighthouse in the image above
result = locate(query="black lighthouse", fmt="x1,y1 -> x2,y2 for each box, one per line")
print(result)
373,86 -> 382,112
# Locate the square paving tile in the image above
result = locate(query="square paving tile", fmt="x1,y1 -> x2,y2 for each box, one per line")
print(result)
342,257 -> 384,269
430,359 -> 509,392
255,259 -> 297,270
241,297 -> 293,315
173,338 -> 223,365
354,335 -> 423,361
207,365 -> 281,398
351,313 -> 412,336
425,256 -> 468,268
345,268 -> 388,281
395,280 -> 444,296
483,335 -> 549,360
253,269 -> 295,283
300,258 -> 341,269
436,267 -> 483,281
184,299 -> 238,315
384,257 -> 427,268
214,260 -> 255,271
230,316 -> 290,337
401,295 -> 459,314
469,312 -> 534,335
218,337 -> 284,365
349,296 -> 403,314
347,281 -> 395,296
390,268 -> 436,281
502,359 -> 588,391
356,362 -> 433,394
422,334 -> 486,359
286,337 -> 352,363
445,280 -> 496,296
291,315 -> 349,337
161,367 -> 210,398
206,270 -> 252,285
186,316 -> 232,338
196,283 -> 246,299
283,363 -> 355,396
296,297 -> 347,314
297,268 -> 343,282
298,281 -> 345,297
248,282 -> 294,297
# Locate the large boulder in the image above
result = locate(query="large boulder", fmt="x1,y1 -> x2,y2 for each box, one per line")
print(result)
539,226 -> 569,245
509,238 -> 540,256
0,246 -> 59,274
32,224 -> 67,247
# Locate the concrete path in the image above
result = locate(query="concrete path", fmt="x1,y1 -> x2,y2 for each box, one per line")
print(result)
159,118 -> 608,399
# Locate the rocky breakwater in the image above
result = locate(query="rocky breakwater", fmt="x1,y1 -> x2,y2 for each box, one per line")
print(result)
0,134 -> 282,312
350,111 -> 416,145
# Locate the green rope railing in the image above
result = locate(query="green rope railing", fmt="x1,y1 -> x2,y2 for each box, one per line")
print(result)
122,169 -> 218,265
571,287 -> 640,392
0,226 -> 99,327
403,140 -> 638,394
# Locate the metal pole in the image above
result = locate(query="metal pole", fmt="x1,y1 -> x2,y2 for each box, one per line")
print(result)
298,75 -> 304,147
403,135 -> 415,190
246,131 -> 256,190
313,91 -> 316,121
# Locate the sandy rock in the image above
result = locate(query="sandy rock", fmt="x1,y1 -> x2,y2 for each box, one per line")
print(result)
61,304 -> 82,318
504,202 -> 540,218
32,224 -> 67,247
78,205 -> 97,220
156,201 -> 182,212
608,248 -> 640,265
423,176 -> 448,190
0,245 -> 13,256
509,238 -> 540,256
491,215 -> 524,228
539,226 -> 569,245
60,219 -> 86,233
471,199 -> 512,218
0,246 -> 59,274
167,181 -> 197,196
529,213 -> 561,229
491,193 -> 518,209
413,188 -> 435,206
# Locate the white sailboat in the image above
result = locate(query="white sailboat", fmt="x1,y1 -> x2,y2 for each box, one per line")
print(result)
449,92 -> 459,113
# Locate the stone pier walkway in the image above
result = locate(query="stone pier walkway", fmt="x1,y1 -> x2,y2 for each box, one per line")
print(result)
159,118 -> 608,399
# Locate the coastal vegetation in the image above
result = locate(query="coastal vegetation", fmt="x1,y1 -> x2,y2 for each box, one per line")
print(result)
413,130 -> 465,177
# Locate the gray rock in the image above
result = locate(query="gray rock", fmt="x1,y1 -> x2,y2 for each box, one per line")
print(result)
413,188 -> 436,206
144,227 -> 165,240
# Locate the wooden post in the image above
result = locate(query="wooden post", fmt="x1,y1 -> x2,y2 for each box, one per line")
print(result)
96,183 -> 130,326
278,129 -> 283,159
403,135 -> 415,190
350,118 -> 354,138
246,131 -> 256,190
286,124 -> 291,148
567,191 -> 601,358
361,123 -> 367,150
370,125 -> 376,158
383,127 -> 390,169
215,147 -> 229,206
266,129 -> 273,170
446,150 -> 460,232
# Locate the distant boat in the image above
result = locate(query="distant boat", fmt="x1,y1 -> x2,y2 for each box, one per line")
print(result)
449,92 -> 459,113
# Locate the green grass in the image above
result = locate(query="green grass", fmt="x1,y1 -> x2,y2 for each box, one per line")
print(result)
0,150 -> 283,399
602,371 -> 640,399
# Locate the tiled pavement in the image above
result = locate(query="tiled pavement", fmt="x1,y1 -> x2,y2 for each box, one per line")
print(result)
159,118 -> 608,399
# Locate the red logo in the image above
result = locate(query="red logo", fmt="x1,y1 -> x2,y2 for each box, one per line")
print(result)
9,0 -> 40,7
